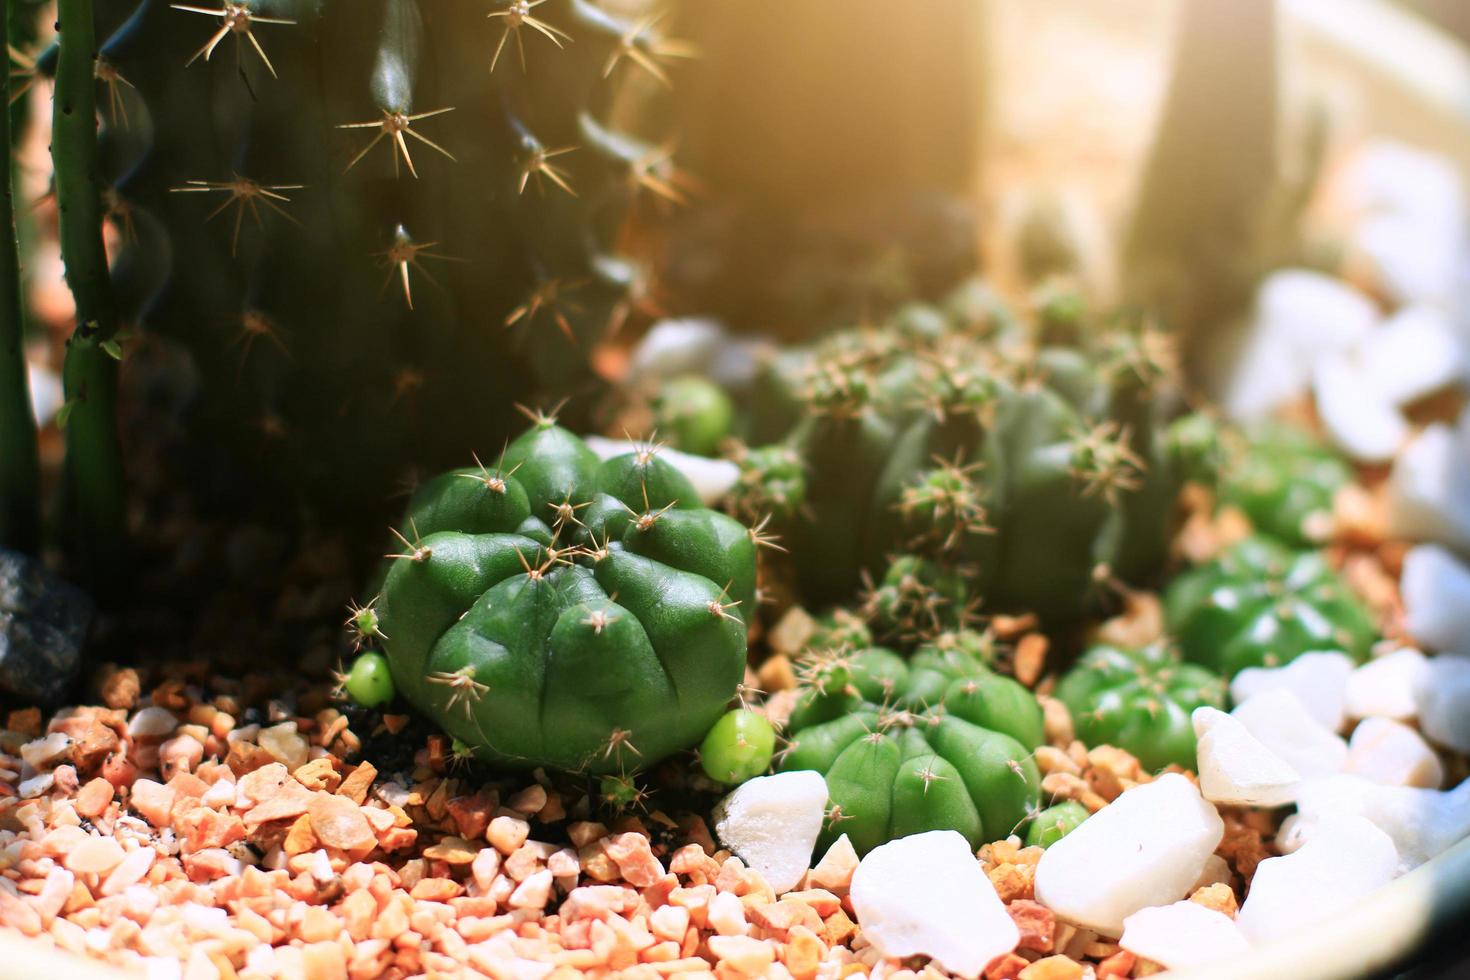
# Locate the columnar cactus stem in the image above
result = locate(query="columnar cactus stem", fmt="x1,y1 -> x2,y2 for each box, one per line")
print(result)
0,1 -> 42,554
54,0 -> 125,578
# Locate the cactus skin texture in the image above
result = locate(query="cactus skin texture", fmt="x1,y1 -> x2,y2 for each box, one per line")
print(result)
732,282 -> 1219,624
372,420 -> 757,775
79,0 -> 679,514
1054,643 -> 1226,772
1163,537 -> 1375,678
782,638 -> 1042,855
1218,423 -> 1349,548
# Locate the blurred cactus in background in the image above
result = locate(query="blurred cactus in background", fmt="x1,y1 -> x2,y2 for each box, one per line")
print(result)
21,0 -> 685,534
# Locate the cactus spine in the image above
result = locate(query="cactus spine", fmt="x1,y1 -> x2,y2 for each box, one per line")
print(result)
0,1 -> 42,555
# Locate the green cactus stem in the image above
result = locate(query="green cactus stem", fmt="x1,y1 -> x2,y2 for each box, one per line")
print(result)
0,3 -> 41,555
371,421 -> 758,774
54,0 -> 125,579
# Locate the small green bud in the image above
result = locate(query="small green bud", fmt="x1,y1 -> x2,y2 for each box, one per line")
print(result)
700,709 -> 776,785
1024,800 -> 1090,848
345,652 -> 396,708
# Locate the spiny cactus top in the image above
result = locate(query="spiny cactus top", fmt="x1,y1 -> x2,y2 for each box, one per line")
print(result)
782,637 -> 1043,854
1217,422 -> 1350,549
73,0 -> 687,513
369,419 -> 758,774
730,283 -> 1219,623
1163,536 -> 1375,678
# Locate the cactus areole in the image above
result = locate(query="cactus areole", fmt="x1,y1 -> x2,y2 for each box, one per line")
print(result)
373,420 -> 757,774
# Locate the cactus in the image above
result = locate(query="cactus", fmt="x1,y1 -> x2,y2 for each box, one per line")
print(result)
699,708 -> 775,785
731,282 -> 1220,624
782,638 -> 1042,854
369,418 -> 758,774
69,0 -> 683,515
1163,536 -> 1375,678
1217,422 -> 1350,548
1053,642 -> 1226,772
1024,800 -> 1089,849
0,4 -> 41,555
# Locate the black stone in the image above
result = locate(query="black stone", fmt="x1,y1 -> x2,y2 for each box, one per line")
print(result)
0,549 -> 93,705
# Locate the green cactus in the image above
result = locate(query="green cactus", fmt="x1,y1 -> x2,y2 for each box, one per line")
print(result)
782,639 -> 1042,854
1163,536 -> 1375,678
0,3 -> 41,556
1054,642 -> 1226,771
1218,422 -> 1349,548
370,418 -> 758,774
1024,800 -> 1089,849
733,281 -> 1219,624
68,0 -> 683,516
651,374 -> 734,457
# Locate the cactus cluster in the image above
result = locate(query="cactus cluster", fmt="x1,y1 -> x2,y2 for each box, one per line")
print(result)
729,282 -> 1219,624
1162,535 -> 1375,678
364,417 -> 759,774
782,629 -> 1043,854
28,0 -> 687,516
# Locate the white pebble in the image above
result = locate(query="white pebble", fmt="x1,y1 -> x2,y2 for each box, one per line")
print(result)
1418,655 -> 1470,753
1313,353 -> 1408,464
1231,689 -> 1347,780
628,318 -> 765,388
1359,306 -> 1468,407
1346,648 -> 1430,721
851,831 -> 1019,979
19,732 -> 74,771
1231,652 -> 1354,732
1221,270 -> 1378,420
707,891 -> 748,937
1236,816 -> 1399,944
1346,717 -> 1444,789
1120,900 -> 1249,968
127,706 -> 179,740
712,771 -> 828,895
1280,774 -> 1470,872
1192,707 -> 1300,807
1386,424 -> 1470,554
1034,774 -> 1223,936
1401,544 -> 1470,657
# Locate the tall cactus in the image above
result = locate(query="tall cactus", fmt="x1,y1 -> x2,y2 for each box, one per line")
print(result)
80,0 -> 679,517
0,0 -> 42,555
55,0 -> 126,577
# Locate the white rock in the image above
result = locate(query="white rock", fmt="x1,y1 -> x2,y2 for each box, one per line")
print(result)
1120,901 -> 1250,968
1192,854 -> 1233,891
19,731 -> 74,771
1313,354 -> 1409,463
1192,707 -> 1300,807
583,437 -> 740,507
1346,648 -> 1430,721
1236,816 -> 1399,944
1279,774 -> 1470,872
1231,689 -> 1348,780
1418,655 -> 1470,753
712,771 -> 828,894
127,706 -> 180,740
1386,424 -> 1470,554
1221,271 -> 1379,420
1360,306 -> 1468,408
1034,773 -> 1224,936
1231,652 -> 1354,732
628,318 -> 766,388
27,362 -> 63,428
850,831 -> 1019,979
1341,142 -> 1465,221
1346,717 -> 1445,788
1401,544 -> 1470,657
1352,212 -> 1466,307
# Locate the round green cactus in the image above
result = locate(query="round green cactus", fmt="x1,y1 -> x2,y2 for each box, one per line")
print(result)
1054,643 -> 1226,771
730,282 -> 1213,624
1218,423 -> 1349,548
782,642 -> 1042,854
1163,537 -> 1375,678
1024,800 -> 1090,849
372,420 -> 757,774
700,708 -> 777,785
653,375 -> 735,457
